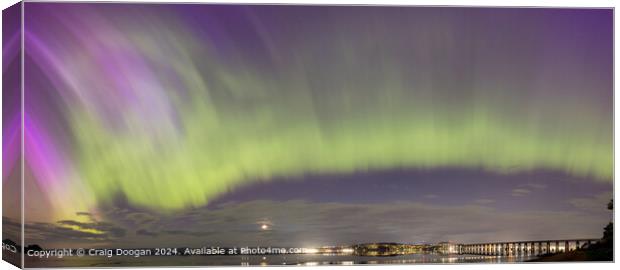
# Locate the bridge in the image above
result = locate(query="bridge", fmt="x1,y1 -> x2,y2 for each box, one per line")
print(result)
439,239 -> 600,256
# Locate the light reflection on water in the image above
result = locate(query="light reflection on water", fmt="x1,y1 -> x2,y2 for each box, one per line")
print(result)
26,254 -> 538,267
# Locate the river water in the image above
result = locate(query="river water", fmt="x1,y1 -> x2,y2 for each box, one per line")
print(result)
25,253 -> 538,267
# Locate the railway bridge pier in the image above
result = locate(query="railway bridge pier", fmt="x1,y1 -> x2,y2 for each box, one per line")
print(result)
455,239 -> 598,256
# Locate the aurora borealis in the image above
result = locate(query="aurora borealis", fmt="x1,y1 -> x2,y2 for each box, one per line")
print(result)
2,3 -> 613,255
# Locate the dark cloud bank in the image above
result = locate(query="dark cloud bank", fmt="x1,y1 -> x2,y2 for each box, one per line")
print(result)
16,193 -> 611,249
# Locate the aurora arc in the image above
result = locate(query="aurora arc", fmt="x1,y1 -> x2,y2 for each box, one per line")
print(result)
16,4 -> 612,214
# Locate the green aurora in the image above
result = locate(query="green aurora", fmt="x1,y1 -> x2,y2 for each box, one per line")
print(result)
27,6 -> 611,211
71,55 -> 612,210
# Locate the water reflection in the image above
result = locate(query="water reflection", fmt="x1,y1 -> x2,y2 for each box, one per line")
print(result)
25,253 -> 538,267
244,254 -> 536,266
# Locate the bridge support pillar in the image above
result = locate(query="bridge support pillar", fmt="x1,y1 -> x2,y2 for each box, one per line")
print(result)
526,242 -> 530,256
457,239 -> 597,257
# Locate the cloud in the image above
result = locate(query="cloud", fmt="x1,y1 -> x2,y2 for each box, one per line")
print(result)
24,221 -> 119,243
473,199 -> 495,204
16,212 -> 127,246
162,230 -> 212,237
135,229 -> 159,237
76,212 -> 93,218
423,194 -> 438,199
568,191 -> 613,213
510,183 -> 547,197
511,188 -> 532,197
17,198 -> 611,249
2,218 -> 22,241
56,220 -> 126,238
124,212 -> 158,226
522,183 -> 547,190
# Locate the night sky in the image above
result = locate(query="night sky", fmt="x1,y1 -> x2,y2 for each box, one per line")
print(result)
2,4 -> 612,248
